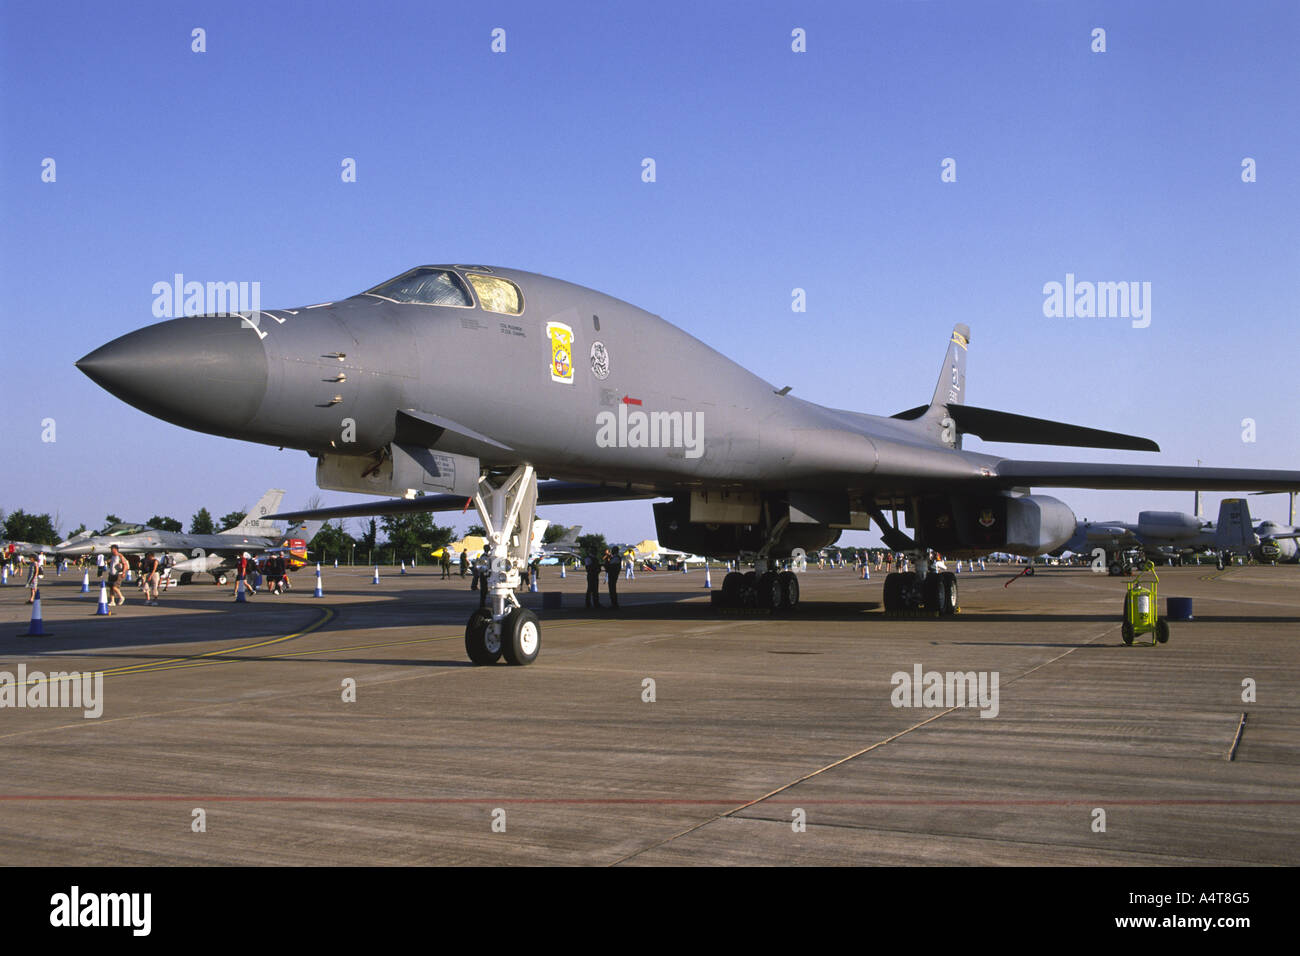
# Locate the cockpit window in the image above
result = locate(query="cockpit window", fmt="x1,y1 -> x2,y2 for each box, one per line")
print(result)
101,523 -> 145,536
364,268 -> 473,307
465,273 -> 523,315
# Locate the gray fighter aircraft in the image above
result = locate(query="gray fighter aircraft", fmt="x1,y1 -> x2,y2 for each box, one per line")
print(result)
76,264 -> 1300,665
54,490 -> 319,584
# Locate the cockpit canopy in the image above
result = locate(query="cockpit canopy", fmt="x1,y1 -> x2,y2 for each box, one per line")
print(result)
99,523 -> 146,536
363,267 -> 523,315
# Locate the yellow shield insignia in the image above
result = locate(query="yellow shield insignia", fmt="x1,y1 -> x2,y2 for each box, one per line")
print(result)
546,321 -> 574,385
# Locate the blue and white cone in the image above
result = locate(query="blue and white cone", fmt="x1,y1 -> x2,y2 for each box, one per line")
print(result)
1,565 -> 7,585
95,580 -> 110,615
235,577 -> 247,603
862,565 -> 870,580
400,561 -> 407,575
333,559 -> 338,568
80,569 -> 90,593
682,562 -> 688,574
373,565 -> 380,584
25,589 -> 46,635
313,564 -> 323,598
125,568 -> 132,583
704,565 -> 712,588
560,563 -> 567,579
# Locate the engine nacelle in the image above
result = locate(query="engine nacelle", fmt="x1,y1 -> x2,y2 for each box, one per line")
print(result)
653,498 -> 840,558
1136,510 -> 1202,541
1004,495 -> 1077,556
917,493 -> 1076,557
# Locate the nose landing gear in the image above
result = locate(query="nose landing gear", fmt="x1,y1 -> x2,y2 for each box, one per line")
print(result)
462,465 -> 541,666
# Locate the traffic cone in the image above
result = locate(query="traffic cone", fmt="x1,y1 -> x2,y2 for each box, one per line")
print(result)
24,588 -> 46,635
80,569 -> 90,593
333,559 -> 338,568
95,580 -> 110,615
1,565 -> 7,585
862,564 -> 870,580
125,568 -> 132,583
682,562 -> 688,574
373,565 -> 380,584
704,564 -> 712,588
313,564 -> 323,598
400,561 -> 407,575
560,563 -> 567,579
235,577 -> 247,603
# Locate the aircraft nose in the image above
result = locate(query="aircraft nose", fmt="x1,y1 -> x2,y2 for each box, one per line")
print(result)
77,315 -> 268,435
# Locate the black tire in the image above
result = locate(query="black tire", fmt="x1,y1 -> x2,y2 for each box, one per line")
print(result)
1121,620 -> 1134,645
741,571 -> 758,608
937,572 -> 958,615
465,608 -> 501,665
720,572 -> 743,607
501,607 -> 541,665
779,571 -> 799,610
756,571 -> 782,609
1155,619 -> 1170,644
883,573 -> 904,613
1108,562 -> 1122,577
923,572 -> 940,610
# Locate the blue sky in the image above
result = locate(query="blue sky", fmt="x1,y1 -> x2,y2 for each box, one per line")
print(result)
2,0 -> 1297,544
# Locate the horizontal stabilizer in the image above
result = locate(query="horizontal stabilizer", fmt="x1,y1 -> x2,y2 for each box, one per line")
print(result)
893,404 -> 1159,452
271,481 -> 660,522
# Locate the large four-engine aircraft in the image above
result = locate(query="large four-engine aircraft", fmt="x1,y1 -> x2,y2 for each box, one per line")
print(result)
76,264 -> 1300,665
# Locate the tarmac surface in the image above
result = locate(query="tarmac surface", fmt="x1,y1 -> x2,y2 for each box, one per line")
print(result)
0,561 -> 1296,866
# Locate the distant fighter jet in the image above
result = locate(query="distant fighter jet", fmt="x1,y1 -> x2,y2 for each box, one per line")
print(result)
54,490 -> 319,584
77,264 -> 1300,665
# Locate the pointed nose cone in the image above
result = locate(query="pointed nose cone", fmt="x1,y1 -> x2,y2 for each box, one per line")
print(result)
77,315 -> 268,437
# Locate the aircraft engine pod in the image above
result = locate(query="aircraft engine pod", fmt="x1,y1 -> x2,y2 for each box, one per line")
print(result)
653,497 -> 840,558
918,493 -> 1075,557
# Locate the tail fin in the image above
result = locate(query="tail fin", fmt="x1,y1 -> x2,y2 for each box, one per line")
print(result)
916,324 -> 969,447
1215,498 -> 1256,552
226,489 -> 286,535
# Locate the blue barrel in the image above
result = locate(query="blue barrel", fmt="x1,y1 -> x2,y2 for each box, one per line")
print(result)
1166,597 -> 1194,621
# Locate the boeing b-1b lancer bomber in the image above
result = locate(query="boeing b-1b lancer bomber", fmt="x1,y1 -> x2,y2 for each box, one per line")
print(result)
77,265 -> 1300,665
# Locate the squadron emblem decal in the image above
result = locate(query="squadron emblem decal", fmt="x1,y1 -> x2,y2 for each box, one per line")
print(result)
590,341 -> 610,380
978,508 -> 996,529
546,321 -> 574,385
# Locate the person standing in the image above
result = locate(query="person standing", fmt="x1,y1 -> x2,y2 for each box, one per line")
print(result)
25,555 -> 41,604
234,552 -> 254,598
440,549 -> 451,579
584,550 -> 602,609
603,548 -> 621,610
140,551 -> 160,606
106,545 -> 127,607
459,550 -> 469,578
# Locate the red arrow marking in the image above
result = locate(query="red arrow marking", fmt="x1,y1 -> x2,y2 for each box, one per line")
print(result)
622,396 -> 642,405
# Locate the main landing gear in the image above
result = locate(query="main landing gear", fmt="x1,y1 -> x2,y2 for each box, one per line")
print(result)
881,555 -> 959,615
714,511 -> 800,611
463,465 -> 542,666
